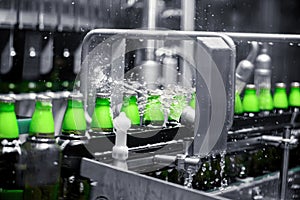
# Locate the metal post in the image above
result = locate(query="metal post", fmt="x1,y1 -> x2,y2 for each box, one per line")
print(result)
146,0 -> 157,60
279,125 -> 292,200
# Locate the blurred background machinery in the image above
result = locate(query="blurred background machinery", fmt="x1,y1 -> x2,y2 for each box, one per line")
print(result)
0,0 -> 300,96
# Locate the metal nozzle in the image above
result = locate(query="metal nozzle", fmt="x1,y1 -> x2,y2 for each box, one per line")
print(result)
256,46 -> 271,70
246,41 -> 259,63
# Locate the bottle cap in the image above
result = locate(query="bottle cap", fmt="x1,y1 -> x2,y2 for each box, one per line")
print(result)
123,91 -> 137,97
148,89 -> 163,96
291,82 -> 300,88
68,92 -> 84,100
36,94 -> 51,102
0,96 -> 15,103
96,92 -> 111,98
275,82 -> 286,89
245,84 -> 256,90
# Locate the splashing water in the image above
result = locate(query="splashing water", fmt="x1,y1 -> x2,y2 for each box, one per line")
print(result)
219,150 -> 228,190
86,65 -> 195,126
184,166 -> 196,188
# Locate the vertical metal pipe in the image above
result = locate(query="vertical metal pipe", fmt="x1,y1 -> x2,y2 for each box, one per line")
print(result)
180,0 -> 195,88
146,0 -> 158,60
279,125 -> 291,200
148,0 -> 157,30
181,0 -> 195,31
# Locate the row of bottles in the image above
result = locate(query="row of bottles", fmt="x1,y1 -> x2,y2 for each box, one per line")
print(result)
0,94 -> 91,200
0,95 -> 60,199
148,144 -> 300,193
90,90 -> 196,133
0,88 -> 195,199
235,82 -> 300,116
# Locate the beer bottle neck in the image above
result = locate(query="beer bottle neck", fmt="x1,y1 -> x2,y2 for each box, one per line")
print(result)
35,101 -> 52,110
290,87 -> 299,93
67,99 -> 84,108
244,88 -> 256,95
275,87 -> 286,94
95,98 -> 110,106
123,96 -> 137,104
0,102 -> 15,112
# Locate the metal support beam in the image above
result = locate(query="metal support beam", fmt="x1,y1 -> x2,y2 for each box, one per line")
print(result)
80,158 -> 228,200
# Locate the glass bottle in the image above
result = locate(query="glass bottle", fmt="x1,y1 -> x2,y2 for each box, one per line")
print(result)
289,82 -> 300,113
234,92 -> 243,116
258,87 -> 274,116
23,95 -> 61,200
121,91 -> 140,127
29,95 -> 55,137
242,84 -> 260,117
91,93 -> 114,132
143,92 -> 164,126
273,83 -> 289,114
168,94 -> 187,123
59,93 -> 92,200
62,93 -> 86,135
0,96 -> 19,139
0,96 -> 23,199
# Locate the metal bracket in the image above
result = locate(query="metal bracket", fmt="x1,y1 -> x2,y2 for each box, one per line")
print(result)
80,158 -> 228,200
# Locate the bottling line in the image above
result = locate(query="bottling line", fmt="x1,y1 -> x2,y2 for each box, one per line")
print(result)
0,0 -> 300,200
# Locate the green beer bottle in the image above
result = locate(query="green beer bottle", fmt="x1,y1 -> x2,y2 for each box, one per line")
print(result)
143,92 -> 164,126
23,95 -> 61,200
0,96 -> 19,139
258,88 -> 274,116
234,92 -> 243,116
273,83 -> 289,114
29,95 -> 55,137
168,94 -> 187,123
289,82 -> 300,113
189,92 -> 196,109
62,93 -> 86,135
0,96 -> 23,200
91,93 -> 114,132
59,93 -> 92,200
121,91 -> 140,127
242,84 -> 260,117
